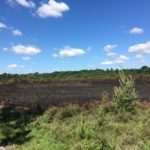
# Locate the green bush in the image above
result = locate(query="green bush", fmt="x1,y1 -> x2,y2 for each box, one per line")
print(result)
113,70 -> 138,113
56,104 -> 81,120
1,104 -> 148,150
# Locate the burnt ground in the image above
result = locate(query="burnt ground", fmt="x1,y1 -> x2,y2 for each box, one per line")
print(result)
0,79 -> 150,109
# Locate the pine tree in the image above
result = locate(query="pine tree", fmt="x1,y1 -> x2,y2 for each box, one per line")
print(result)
113,70 -> 138,113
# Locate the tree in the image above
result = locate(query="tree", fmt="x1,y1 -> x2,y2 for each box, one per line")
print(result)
113,70 -> 138,113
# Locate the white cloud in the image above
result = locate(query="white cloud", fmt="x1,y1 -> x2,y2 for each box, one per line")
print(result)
59,46 -> 85,58
104,44 -> 117,51
135,54 -> 144,59
7,64 -> 24,69
128,41 -> 150,54
12,44 -> 41,55
22,56 -> 31,61
101,55 -> 129,65
12,29 -> 22,36
3,47 -> 8,51
114,55 -> 129,64
130,27 -> 144,34
135,54 -> 144,62
52,53 -> 59,58
101,60 -> 113,65
52,46 -> 85,58
0,23 -> 23,37
106,51 -> 116,56
0,22 -> 7,29
103,44 -> 117,56
8,0 -> 35,8
88,64 -> 96,68
7,64 -> 19,69
37,0 -> 69,18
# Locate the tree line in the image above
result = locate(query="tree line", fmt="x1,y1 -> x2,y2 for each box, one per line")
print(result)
0,66 -> 150,83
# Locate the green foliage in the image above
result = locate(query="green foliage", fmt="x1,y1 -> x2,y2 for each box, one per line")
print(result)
0,106 -> 33,146
113,70 -> 138,113
1,104 -> 147,150
0,66 -> 150,83
56,104 -> 81,120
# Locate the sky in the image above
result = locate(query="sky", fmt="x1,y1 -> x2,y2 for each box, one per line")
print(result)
0,0 -> 150,74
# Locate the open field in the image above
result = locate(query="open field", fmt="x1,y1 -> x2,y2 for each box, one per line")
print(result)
0,74 -> 150,150
0,78 -> 150,109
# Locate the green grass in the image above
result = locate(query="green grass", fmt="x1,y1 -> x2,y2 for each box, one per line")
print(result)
1,103 -> 149,150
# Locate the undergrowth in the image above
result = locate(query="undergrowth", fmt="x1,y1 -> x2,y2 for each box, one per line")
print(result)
3,103 -> 148,150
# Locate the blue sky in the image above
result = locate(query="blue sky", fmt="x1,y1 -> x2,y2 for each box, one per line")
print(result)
0,0 -> 150,73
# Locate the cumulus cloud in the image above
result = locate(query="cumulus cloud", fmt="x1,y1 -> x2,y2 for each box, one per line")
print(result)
37,0 -> 69,18
12,29 -> 22,36
129,27 -> 144,34
52,46 -> 85,58
8,0 -> 35,8
101,60 -> 113,65
0,23 -> 23,37
103,44 -> 117,56
7,64 -> 24,69
128,41 -> 150,54
114,55 -> 129,64
22,56 -> 31,61
101,55 -> 129,65
0,22 -> 7,29
12,44 -> 41,55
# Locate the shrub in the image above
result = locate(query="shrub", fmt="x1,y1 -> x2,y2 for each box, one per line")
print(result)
56,104 -> 81,120
101,90 -> 110,104
4,78 -> 17,86
113,69 -> 138,113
